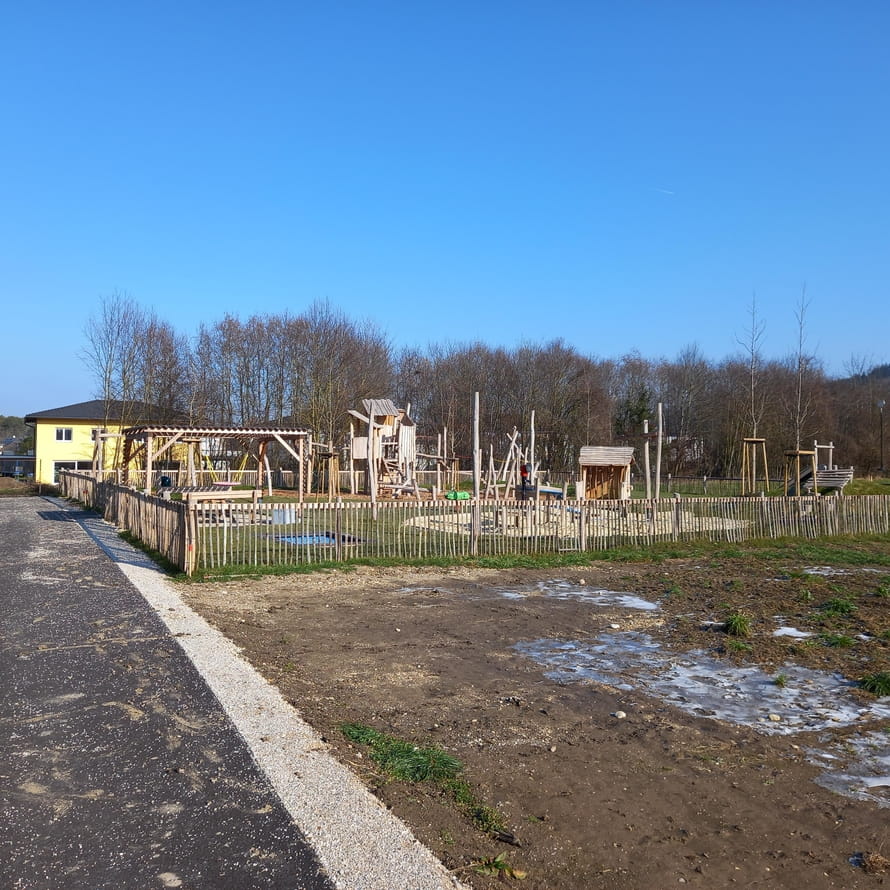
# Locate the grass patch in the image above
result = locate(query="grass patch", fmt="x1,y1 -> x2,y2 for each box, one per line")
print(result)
819,632 -> 856,648
819,596 -> 858,617
187,533 -> 890,582
859,672 -> 890,697
341,723 -> 462,782
472,852 -> 527,880
726,639 -> 753,653
723,610 -> 752,637
341,723 -> 510,839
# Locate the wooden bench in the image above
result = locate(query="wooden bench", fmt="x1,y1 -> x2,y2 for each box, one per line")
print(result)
182,487 -> 262,505
159,485 -> 263,505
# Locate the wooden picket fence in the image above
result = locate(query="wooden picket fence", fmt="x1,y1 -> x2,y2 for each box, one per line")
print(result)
59,471 -> 890,576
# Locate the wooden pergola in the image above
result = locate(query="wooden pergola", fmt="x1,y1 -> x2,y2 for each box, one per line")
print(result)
119,426 -> 312,498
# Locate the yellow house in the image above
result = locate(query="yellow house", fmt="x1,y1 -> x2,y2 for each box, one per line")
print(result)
24,400 -> 148,485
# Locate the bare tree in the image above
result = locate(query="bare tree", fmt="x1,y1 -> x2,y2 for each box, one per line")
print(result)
790,287 -> 813,451
81,291 -> 148,426
737,294 -> 766,438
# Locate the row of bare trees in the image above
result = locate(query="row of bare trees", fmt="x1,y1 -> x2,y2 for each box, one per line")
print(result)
81,292 -> 890,477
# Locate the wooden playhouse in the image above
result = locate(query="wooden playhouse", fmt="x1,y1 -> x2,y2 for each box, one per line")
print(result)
579,446 -> 635,500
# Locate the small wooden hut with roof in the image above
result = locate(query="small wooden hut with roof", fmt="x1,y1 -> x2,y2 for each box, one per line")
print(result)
579,445 -> 635,500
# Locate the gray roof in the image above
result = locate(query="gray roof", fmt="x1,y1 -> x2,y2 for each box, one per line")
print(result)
25,400 -> 158,423
362,398 -> 400,418
579,446 -> 635,467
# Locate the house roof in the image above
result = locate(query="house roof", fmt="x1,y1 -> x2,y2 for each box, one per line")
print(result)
24,400 -> 158,424
579,446 -> 635,467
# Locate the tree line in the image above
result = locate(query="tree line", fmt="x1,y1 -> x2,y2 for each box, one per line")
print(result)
82,292 -> 890,478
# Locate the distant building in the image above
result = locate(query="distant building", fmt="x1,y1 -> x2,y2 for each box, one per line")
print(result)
24,400 -> 155,485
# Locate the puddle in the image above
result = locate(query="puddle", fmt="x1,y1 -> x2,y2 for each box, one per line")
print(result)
773,625 -> 814,639
516,632 -> 890,735
516,632 -> 890,807
808,731 -> 890,808
498,580 -> 660,612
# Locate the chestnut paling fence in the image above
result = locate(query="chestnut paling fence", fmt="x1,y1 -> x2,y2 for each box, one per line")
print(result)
59,471 -> 890,577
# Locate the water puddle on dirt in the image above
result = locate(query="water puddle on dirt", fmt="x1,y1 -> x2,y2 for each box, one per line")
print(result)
497,580 -> 660,612
807,731 -> 890,809
516,631 -> 890,808
772,624 -> 814,639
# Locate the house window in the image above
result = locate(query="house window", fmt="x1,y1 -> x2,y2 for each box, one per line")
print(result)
56,428 -> 73,442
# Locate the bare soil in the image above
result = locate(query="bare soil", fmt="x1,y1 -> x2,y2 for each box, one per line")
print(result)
0,477 -> 37,496
182,553 -> 890,889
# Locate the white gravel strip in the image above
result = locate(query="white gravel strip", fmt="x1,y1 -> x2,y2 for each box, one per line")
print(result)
75,506 -> 466,890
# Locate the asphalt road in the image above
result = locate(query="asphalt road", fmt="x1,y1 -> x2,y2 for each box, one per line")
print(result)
1,496 -> 333,890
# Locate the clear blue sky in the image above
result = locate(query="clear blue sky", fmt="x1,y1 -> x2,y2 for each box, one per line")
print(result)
3,1 -> 888,417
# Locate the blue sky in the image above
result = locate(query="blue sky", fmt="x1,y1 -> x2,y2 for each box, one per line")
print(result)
3,1 -> 888,417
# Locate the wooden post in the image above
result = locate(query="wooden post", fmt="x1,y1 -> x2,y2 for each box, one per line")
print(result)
348,422 -> 356,494
472,392 -> 481,555
654,402 -> 663,500
368,411 -> 378,517
529,410 -> 536,485
145,433 -> 154,494
643,419 -> 652,499
264,454 -> 273,497
298,436 -> 305,507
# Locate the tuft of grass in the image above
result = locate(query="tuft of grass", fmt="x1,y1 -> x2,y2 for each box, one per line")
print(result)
875,577 -> 890,598
819,632 -> 856,648
819,596 -> 858,617
440,777 -> 507,834
723,610 -> 752,637
726,639 -> 753,653
341,723 -> 462,782
341,723 -> 511,840
859,672 -> 890,697
472,852 -> 527,880
774,673 -> 789,688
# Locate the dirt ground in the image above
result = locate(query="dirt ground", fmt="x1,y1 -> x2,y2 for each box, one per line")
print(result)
0,477 -> 36,496
182,552 -> 890,889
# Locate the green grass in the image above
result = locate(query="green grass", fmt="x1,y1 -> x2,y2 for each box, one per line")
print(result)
819,596 -> 858,617
819,632 -> 856,648
471,852 -> 527,880
341,723 -> 509,838
187,533 -> 890,582
726,639 -> 753,653
859,672 -> 890,697
724,610 -> 752,637
845,478 -> 890,496
341,723 -> 463,782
